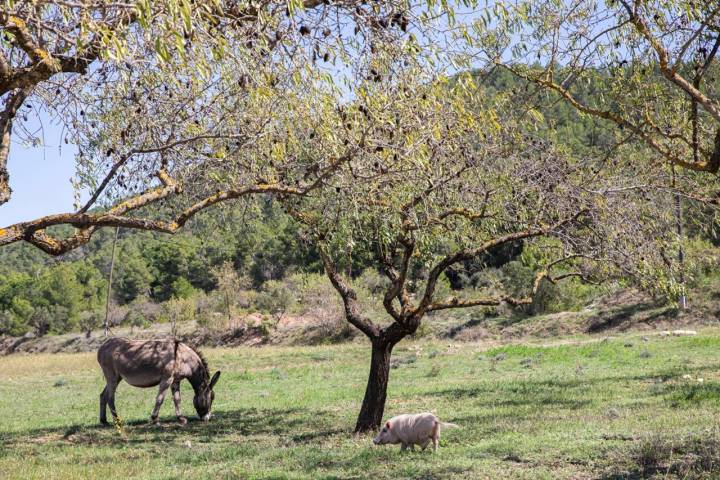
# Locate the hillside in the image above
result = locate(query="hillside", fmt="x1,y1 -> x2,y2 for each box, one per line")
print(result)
3,283 -> 720,356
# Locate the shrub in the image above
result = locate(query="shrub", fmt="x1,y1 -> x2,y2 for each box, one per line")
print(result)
0,310 -> 30,336
171,277 -> 196,299
355,269 -> 390,295
161,297 -> 195,335
124,310 -> 150,332
254,280 -> 295,324
78,311 -> 102,335
29,305 -> 73,336
293,273 -> 351,339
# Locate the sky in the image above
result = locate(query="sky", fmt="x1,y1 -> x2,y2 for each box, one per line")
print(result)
0,111 -> 83,226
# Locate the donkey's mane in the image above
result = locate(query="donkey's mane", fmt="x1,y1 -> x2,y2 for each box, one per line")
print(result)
184,342 -> 209,381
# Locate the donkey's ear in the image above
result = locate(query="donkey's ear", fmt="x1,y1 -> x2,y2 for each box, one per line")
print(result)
208,371 -> 221,390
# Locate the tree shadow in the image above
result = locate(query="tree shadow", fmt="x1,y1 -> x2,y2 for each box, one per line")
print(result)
424,364 -> 720,413
586,302 -> 677,333
0,406 -> 338,452
650,380 -> 720,406
445,318 -> 484,338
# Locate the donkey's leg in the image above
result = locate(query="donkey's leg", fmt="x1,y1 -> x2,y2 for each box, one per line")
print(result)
99,385 -> 109,425
171,382 -> 187,424
106,377 -> 121,423
150,377 -> 173,424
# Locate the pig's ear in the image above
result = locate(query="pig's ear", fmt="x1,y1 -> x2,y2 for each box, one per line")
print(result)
385,421 -> 391,430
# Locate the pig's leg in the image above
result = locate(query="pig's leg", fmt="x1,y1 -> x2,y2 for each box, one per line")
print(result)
431,422 -> 441,452
420,438 -> 431,451
401,443 -> 408,451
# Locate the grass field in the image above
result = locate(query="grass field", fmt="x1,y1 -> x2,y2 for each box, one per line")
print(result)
2,331 -> 720,479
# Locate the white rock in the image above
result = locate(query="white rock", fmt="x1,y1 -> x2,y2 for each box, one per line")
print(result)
671,330 -> 697,336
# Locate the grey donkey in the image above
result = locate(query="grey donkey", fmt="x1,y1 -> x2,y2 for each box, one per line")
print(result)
97,337 -> 221,425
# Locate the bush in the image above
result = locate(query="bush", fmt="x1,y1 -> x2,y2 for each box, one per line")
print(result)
255,280 -> 295,323
78,311 -> 102,334
0,310 -> 30,336
124,310 -> 150,331
161,297 -> 195,335
29,305 -> 73,336
171,277 -> 196,299
355,269 -> 390,295
292,273 -> 350,339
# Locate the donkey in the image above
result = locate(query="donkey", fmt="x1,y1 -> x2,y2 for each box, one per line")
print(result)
97,337 -> 221,425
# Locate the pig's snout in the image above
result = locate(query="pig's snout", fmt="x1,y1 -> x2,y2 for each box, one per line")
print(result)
373,437 -> 380,445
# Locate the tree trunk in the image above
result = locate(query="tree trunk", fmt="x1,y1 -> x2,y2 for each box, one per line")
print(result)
355,337 -> 395,433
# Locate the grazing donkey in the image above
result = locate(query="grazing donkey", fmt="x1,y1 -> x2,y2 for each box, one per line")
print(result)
97,337 -> 221,425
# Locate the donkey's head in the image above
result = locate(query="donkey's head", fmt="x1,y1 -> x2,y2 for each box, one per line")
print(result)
193,371 -> 221,421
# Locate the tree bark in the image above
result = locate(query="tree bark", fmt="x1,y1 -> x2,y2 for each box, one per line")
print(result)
0,88 -> 29,206
355,336 -> 396,433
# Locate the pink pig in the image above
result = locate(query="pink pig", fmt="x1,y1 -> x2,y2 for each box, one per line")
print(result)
372,412 -> 459,451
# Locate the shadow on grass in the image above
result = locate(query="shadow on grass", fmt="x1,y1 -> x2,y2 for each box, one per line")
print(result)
651,380 -> 720,406
0,406 -> 345,452
432,385 -> 592,410
445,318 -> 485,338
596,431 -> 720,480
428,363 -> 720,402
586,302 -> 676,333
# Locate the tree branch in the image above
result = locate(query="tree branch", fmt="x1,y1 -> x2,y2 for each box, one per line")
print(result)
496,62 -> 720,173
415,210 -> 588,317
0,168 -> 312,255
318,245 -> 380,339
627,4 -> 720,124
426,254 -> 598,312
0,87 -> 30,205
380,236 -> 414,322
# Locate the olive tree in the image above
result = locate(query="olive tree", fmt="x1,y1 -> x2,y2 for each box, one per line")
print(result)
475,0 -> 720,177
276,66 -> 678,431
0,0 -> 421,253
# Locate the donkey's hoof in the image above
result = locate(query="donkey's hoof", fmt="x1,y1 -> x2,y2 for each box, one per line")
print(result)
177,416 -> 188,425
150,416 -> 159,425
100,420 -> 111,427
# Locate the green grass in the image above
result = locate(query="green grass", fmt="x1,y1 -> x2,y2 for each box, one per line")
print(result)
2,332 -> 720,479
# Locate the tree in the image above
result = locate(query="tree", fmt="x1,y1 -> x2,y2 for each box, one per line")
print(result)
480,0 -> 720,178
115,246 -> 153,304
212,261 -> 243,323
278,70 -> 675,431
0,0 -> 423,254
471,0 -> 720,307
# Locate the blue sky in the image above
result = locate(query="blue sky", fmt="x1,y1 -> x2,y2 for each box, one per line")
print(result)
0,111 -> 82,226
